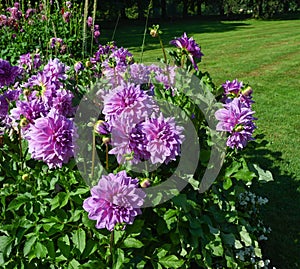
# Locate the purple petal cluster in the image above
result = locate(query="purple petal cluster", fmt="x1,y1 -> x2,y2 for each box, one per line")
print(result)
109,116 -> 150,164
62,11 -> 71,23
74,61 -> 84,73
102,82 -> 158,123
43,58 -> 69,81
0,59 -> 23,88
215,97 -> 256,149
24,108 -> 77,168
170,32 -> 204,70
141,115 -> 184,164
83,171 -> 145,231
18,52 -> 42,71
94,25 -> 100,41
50,38 -> 63,49
10,99 -> 48,127
87,16 -> 93,27
109,114 -> 184,165
222,79 -> 253,107
0,95 -> 9,120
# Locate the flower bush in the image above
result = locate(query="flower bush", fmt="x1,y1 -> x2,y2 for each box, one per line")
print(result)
0,2 -> 274,269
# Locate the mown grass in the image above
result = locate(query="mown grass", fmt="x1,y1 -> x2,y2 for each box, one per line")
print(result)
101,17 -> 300,268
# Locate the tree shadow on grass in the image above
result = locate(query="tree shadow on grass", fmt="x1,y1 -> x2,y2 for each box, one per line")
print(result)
244,134 -> 300,268
100,19 -> 251,53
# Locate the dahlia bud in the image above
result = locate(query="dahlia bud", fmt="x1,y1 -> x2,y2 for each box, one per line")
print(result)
150,29 -> 158,38
20,118 -> 28,127
241,86 -> 253,97
140,178 -> 151,188
22,174 -> 29,181
23,89 -> 31,97
85,61 -> 92,68
102,137 -> 110,144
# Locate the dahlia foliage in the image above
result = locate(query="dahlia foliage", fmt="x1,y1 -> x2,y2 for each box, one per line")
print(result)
0,4 -> 272,267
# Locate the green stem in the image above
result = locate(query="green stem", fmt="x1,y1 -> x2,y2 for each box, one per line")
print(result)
158,34 -> 172,88
91,130 -> 96,179
140,0 -> 152,63
18,127 -> 23,171
110,230 -> 115,267
158,35 -> 168,64
106,143 -> 109,170
111,12 -> 120,42
91,0 -> 97,53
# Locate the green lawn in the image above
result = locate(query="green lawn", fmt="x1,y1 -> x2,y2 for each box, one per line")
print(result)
101,17 -> 300,268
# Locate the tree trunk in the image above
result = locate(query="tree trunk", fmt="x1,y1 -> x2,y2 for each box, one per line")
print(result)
183,0 -> 188,18
137,0 -> 143,19
219,0 -> 224,16
197,0 -> 202,16
161,0 -> 167,19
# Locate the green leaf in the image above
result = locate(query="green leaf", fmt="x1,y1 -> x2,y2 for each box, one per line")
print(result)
70,188 -> 89,196
159,255 -> 184,268
23,236 -> 37,256
156,244 -> 171,259
225,161 -> 241,178
44,240 -> 56,259
58,234 -> 70,258
81,239 -> 97,259
240,227 -> 252,247
72,228 -> 86,254
234,240 -> 243,249
50,192 -> 70,210
0,236 -> 13,257
223,177 -> 232,190
113,248 -> 124,269
68,259 -> 81,269
35,242 -> 48,258
221,233 -> 235,247
7,194 -> 32,211
251,164 -> 274,183
122,237 -> 143,248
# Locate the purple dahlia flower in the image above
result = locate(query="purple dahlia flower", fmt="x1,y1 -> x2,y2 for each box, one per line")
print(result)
18,52 -> 41,71
94,120 -> 111,135
170,32 -> 203,70
141,114 -> 184,164
0,95 -> 9,120
128,63 -> 151,85
83,170 -> 145,231
4,87 -> 21,101
109,116 -> 150,164
0,59 -> 23,88
154,65 -> 177,92
102,82 -> 158,123
43,58 -> 69,81
7,6 -> 22,20
222,79 -> 243,96
24,108 -> 77,168
222,79 -> 253,107
10,98 -> 48,126
50,38 -> 63,49
74,61 -> 84,73
50,89 -> 75,117
215,97 -> 256,149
